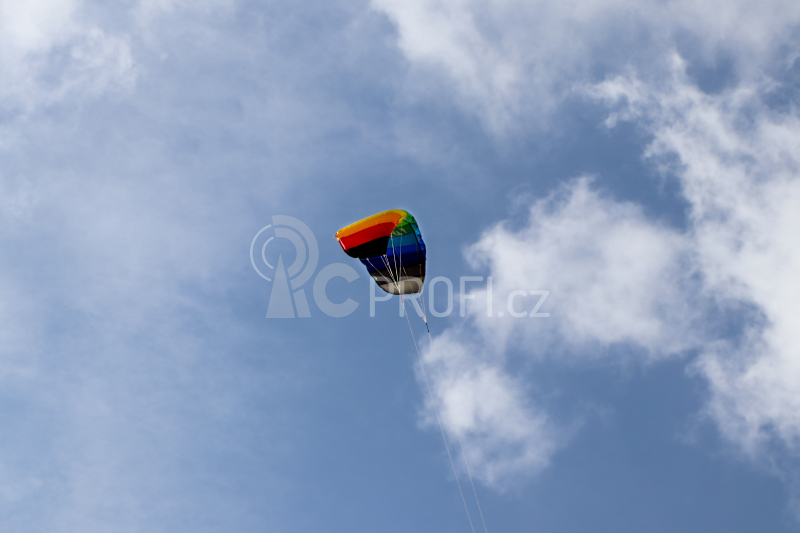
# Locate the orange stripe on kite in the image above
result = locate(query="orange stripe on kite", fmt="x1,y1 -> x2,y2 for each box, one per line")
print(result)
335,209 -> 408,240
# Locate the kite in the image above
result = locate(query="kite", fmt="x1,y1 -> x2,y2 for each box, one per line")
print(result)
335,209 -> 426,295
335,209 -> 488,533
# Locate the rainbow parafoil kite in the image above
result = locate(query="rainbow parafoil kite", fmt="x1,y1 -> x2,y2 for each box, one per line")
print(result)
335,209 -> 426,295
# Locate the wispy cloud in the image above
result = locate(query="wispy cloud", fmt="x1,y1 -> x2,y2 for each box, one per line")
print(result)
0,0 -> 137,131
426,52 -> 800,499
0,1 -> 365,529
420,328 -> 558,489
592,56 -> 800,461
372,0 -> 800,132
421,176 -> 694,488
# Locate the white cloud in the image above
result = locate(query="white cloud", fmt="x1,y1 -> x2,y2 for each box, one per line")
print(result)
0,2 -> 322,528
466,177 -> 694,356
419,176 -> 696,487
420,328 -> 558,489
0,0 -> 138,137
591,58 -> 800,459
0,0 -> 235,134
372,0 -> 800,131
431,54 -> 800,489
0,0 -> 79,54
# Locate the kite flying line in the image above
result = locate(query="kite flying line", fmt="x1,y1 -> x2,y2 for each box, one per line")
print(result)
389,257 -> 489,533
418,285 -> 489,533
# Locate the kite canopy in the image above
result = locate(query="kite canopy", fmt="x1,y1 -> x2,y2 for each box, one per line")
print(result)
335,209 -> 426,295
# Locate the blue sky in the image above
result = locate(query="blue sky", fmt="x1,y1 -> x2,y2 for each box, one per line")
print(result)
2,0 -> 800,531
